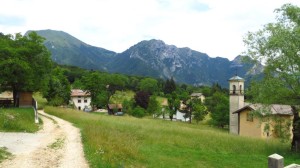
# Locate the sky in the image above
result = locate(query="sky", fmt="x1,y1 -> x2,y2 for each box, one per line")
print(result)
1,0 -> 300,60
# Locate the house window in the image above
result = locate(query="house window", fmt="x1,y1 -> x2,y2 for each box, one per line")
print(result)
84,99 -> 87,103
247,112 -> 253,122
78,99 -> 81,103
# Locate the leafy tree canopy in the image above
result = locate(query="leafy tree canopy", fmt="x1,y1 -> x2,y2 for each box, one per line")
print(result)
138,78 -> 158,94
0,32 -> 52,106
244,3 -> 300,105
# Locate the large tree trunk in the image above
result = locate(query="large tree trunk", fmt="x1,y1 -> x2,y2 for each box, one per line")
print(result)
291,105 -> 300,152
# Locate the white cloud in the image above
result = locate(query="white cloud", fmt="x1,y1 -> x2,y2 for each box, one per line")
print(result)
1,0 -> 300,60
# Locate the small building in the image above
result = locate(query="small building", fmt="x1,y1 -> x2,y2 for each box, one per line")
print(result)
71,89 -> 91,111
0,91 -> 13,107
0,91 -> 33,107
18,92 -> 33,107
232,104 -> 293,139
190,93 -> 205,103
228,75 -> 294,139
158,99 -> 190,122
107,104 -> 123,115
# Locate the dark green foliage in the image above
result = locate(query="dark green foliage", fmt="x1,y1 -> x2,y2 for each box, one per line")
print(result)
132,106 -> 145,118
206,92 -> 229,128
81,71 -> 107,108
96,91 -> 109,108
184,98 -> 208,124
167,92 -> 180,121
107,74 -> 128,95
164,77 -> 176,94
43,67 -> 71,106
138,78 -> 158,94
0,32 -> 52,106
122,99 -> 134,115
147,96 -> 161,115
192,101 -> 208,124
134,91 -> 150,109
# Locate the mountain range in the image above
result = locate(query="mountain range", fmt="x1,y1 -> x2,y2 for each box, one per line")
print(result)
28,29 -> 263,87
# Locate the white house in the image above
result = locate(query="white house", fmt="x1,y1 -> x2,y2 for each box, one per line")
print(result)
190,93 -> 205,103
70,89 -> 91,111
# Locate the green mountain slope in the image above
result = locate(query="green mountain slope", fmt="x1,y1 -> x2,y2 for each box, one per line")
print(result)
26,30 -> 116,70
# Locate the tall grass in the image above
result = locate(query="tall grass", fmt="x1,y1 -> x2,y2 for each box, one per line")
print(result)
45,106 -> 299,167
33,92 -> 47,110
0,108 -> 40,132
0,147 -> 11,163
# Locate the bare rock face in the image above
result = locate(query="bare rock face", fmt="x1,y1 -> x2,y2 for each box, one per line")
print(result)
108,39 -> 263,86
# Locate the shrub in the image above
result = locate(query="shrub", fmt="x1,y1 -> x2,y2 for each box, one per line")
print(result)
132,106 -> 145,118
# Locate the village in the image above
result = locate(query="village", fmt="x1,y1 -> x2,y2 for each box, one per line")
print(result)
0,2 -> 300,168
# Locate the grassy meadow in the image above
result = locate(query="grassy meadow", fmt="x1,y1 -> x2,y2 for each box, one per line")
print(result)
44,106 -> 299,168
0,108 -> 40,132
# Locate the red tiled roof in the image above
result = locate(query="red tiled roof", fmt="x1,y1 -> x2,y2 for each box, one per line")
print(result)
71,89 -> 90,97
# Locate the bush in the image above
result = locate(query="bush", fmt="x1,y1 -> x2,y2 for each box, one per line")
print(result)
48,96 -> 64,106
132,106 -> 145,118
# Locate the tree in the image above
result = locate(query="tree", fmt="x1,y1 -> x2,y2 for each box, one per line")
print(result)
192,100 -> 208,124
43,67 -> 71,106
243,3 -> 300,151
164,77 -> 176,94
206,92 -> 229,128
147,95 -> 161,115
107,74 -> 128,96
0,32 -> 52,106
132,106 -> 145,118
134,91 -> 150,109
122,99 -> 134,115
167,92 -> 180,121
81,71 -> 106,108
138,78 -> 158,94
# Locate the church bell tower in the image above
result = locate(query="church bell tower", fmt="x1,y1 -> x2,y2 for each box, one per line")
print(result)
229,76 -> 245,134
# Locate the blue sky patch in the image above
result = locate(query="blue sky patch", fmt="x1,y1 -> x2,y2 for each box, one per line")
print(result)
0,15 -> 25,26
190,2 -> 210,12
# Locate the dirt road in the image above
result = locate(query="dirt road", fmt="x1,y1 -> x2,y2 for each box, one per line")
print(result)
0,110 -> 89,168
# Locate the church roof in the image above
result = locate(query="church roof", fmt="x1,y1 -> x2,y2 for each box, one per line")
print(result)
229,76 -> 244,81
233,104 -> 294,116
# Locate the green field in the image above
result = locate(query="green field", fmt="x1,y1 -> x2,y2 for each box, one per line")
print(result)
45,106 -> 299,168
0,108 -> 40,132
